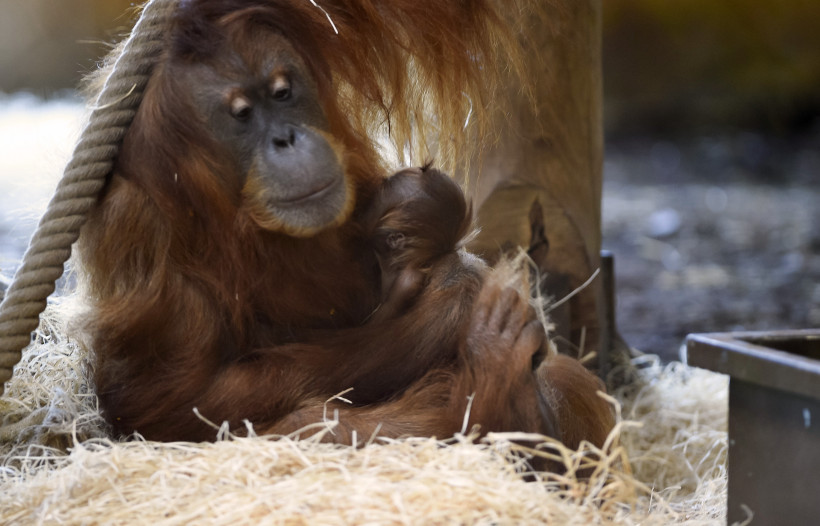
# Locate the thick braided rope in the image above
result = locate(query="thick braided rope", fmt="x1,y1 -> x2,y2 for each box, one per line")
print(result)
0,0 -> 178,395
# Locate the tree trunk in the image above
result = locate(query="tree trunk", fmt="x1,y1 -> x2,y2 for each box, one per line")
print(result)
467,0 -> 605,362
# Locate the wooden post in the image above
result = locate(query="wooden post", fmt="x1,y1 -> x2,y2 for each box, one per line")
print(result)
467,1 -> 606,362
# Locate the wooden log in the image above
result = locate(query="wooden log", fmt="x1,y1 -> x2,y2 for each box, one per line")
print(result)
467,0 -> 605,361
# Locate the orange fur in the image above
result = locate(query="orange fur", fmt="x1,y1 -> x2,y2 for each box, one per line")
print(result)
173,0 -> 528,171
538,354 -> 615,450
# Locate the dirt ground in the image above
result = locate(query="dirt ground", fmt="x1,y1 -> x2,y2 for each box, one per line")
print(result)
603,131 -> 820,362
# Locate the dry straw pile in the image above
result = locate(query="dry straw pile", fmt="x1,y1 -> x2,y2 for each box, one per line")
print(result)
0,299 -> 736,525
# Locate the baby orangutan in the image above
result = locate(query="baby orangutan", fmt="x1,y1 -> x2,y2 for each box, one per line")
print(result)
366,165 -> 473,321
363,165 -> 614,451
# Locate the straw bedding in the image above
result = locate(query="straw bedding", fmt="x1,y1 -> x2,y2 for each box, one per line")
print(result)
0,299 -> 736,525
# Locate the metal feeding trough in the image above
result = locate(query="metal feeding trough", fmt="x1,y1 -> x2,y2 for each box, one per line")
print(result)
686,329 -> 820,525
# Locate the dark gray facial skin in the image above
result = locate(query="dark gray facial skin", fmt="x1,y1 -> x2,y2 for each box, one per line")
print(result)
177,32 -> 351,236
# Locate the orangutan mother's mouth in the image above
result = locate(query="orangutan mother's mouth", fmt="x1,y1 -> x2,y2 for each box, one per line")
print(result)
274,177 -> 340,205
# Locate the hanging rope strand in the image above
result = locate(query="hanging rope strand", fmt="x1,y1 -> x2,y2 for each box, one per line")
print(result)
0,0 -> 177,395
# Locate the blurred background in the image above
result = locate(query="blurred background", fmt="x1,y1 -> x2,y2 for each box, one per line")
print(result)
0,0 -> 818,361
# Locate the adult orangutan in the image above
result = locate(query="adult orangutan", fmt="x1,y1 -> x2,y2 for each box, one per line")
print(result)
77,0 -> 613,451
